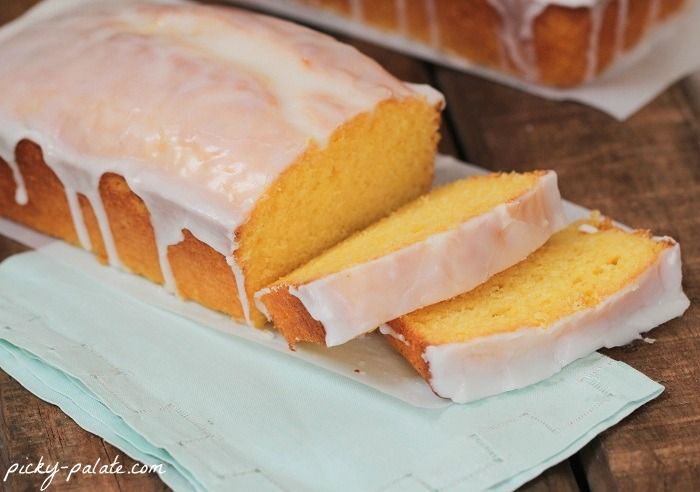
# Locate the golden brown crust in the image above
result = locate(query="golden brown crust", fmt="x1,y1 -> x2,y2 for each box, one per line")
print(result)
100,173 -> 164,283
307,0 -> 351,16
434,0 -> 504,69
658,0 -> 686,20
534,6 -> 593,86
260,286 -> 327,347
0,139 -> 250,324
0,140 -> 80,245
169,230 -> 244,320
624,0 -> 652,49
596,0 -> 620,75
384,318 -> 431,382
405,1 -> 431,43
361,0 -> 398,31
78,193 -> 107,264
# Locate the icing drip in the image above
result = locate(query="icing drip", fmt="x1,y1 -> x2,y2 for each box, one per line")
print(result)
228,255 -> 251,324
614,0 -> 630,57
87,190 -> 124,269
40,151 -> 125,268
424,0 -> 440,48
137,196 -> 184,293
477,0 -> 614,83
395,0 -> 408,36
4,162 -> 27,205
0,132 -> 26,205
0,0 -> 429,324
585,1 -> 606,81
349,0 -> 362,21
64,190 -> 92,251
486,0 -> 550,81
648,0 -> 661,27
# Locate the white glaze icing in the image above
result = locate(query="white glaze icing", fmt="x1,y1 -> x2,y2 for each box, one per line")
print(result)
486,0 -> 547,80
0,0 -> 437,322
258,171 -> 566,347
578,223 -> 599,234
384,239 -> 689,404
404,83 -> 445,109
0,135 -> 27,205
614,0 -> 630,57
395,0 -> 408,36
585,1 -> 606,81
424,0 -> 440,48
648,0 -> 661,26
349,0 -> 363,20
64,190 -> 92,251
227,255 -> 251,322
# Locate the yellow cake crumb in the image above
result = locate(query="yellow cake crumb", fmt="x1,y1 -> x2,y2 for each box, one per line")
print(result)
396,218 -> 668,345
275,171 -> 543,286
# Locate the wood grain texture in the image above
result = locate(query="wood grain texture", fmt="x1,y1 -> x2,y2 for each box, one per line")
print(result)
683,73 -> 700,121
0,0 -> 39,26
518,461 -> 581,492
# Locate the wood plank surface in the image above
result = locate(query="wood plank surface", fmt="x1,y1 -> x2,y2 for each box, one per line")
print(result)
683,73 -> 700,117
0,0 -> 39,25
0,0 -> 698,491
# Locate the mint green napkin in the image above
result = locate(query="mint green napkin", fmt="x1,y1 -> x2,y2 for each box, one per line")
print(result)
0,251 -> 663,491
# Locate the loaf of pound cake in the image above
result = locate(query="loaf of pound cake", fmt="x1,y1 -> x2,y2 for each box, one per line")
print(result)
243,0 -> 688,87
258,171 -> 567,347
0,0 -> 443,327
381,217 -> 690,403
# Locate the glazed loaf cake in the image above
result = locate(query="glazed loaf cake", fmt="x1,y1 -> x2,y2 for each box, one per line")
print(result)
0,0 -> 443,326
382,217 -> 690,403
250,0 -> 688,87
258,171 -> 566,347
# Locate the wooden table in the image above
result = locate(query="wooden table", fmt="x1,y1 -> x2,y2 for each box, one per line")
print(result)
1,1 -> 699,490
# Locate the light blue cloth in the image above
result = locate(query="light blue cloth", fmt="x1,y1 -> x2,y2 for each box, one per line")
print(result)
0,251 -> 663,491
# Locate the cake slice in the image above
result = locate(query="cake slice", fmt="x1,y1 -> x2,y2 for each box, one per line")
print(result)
257,170 -> 566,347
382,217 -> 690,403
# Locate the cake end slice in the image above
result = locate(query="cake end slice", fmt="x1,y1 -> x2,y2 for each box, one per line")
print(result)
382,217 -> 690,403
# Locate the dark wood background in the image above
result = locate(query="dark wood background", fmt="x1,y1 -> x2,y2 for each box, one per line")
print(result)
1,1 -> 699,490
